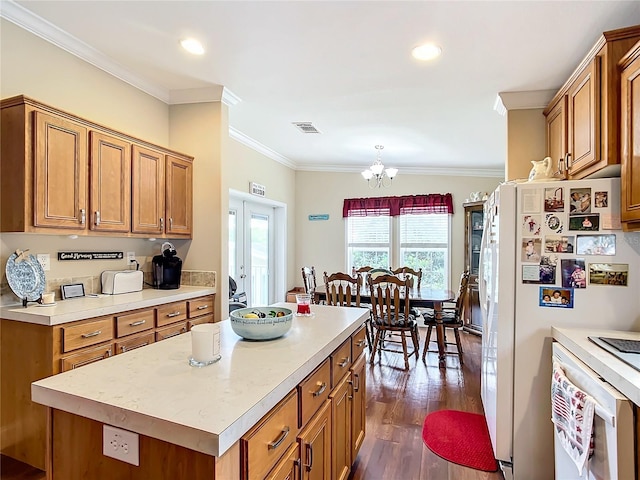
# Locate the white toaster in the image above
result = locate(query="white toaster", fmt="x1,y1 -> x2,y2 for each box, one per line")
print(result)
101,270 -> 144,295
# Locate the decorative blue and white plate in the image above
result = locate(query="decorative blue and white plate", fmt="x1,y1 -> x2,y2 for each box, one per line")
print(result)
5,251 -> 46,302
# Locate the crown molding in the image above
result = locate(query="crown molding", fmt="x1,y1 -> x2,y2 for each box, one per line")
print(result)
168,86 -> 224,105
1,0 -> 171,102
494,90 -> 557,115
295,163 -> 504,178
228,126 -> 296,169
221,87 -> 241,106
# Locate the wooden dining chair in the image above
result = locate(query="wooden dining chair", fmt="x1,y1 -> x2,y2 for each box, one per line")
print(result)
301,266 -> 318,303
421,271 -> 469,364
368,274 -> 419,370
391,266 -> 423,288
324,271 -> 372,350
352,266 -> 373,287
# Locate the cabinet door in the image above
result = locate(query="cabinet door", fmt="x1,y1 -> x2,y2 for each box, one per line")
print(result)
89,131 -> 131,232
545,96 -> 567,171
155,322 -> 187,341
298,399 -> 331,480
265,442 -> 300,480
165,155 -> 193,237
115,331 -> 155,354
350,355 -> 366,461
330,374 -> 351,480
33,111 -> 87,229
132,145 -> 165,234
621,49 -> 640,228
568,57 -> 601,176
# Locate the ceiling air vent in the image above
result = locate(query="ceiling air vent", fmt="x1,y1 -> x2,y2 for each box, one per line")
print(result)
292,122 -> 321,134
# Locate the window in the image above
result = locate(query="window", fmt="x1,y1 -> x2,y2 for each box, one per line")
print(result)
345,194 -> 452,289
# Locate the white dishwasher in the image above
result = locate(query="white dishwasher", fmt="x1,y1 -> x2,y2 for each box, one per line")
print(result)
552,343 -> 635,480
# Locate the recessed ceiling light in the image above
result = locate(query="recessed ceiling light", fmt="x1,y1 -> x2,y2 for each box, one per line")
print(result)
411,43 -> 442,61
181,38 -> 205,55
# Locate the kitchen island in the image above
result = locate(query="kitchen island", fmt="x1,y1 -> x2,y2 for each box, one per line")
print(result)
32,303 -> 369,479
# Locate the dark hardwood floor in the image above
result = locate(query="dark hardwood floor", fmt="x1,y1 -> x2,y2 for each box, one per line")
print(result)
348,328 -> 505,480
1,329 -> 503,480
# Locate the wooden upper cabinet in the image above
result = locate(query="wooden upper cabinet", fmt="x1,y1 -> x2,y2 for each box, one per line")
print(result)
33,111 -> 87,229
621,40 -> 640,230
544,25 -> 640,179
0,96 -> 194,238
89,131 -> 131,232
165,155 -> 193,237
132,145 -> 165,235
545,96 -> 567,169
567,58 -> 600,176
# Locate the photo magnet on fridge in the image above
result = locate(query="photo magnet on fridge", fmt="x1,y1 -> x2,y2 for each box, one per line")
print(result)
539,287 -> 574,308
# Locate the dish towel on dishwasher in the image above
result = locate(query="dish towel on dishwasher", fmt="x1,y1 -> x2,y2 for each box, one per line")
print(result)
551,361 -> 596,475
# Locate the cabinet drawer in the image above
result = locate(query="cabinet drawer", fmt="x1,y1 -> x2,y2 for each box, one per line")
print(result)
331,338 -> 352,388
298,359 -> 331,427
351,325 -> 367,362
188,314 -> 213,330
188,296 -> 214,318
62,318 -> 114,353
265,442 -> 299,480
116,309 -> 154,338
155,322 -> 187,341
115,331 -> 155,354
156,301 -> 188,327
242,389 -> 299,480
60,343 -> 113,372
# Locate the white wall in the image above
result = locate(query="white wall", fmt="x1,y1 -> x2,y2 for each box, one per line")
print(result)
294,171 -> 503,290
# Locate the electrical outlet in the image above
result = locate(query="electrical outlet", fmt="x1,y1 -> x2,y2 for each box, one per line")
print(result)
103,425 -> 139,466
36,254 -> 50,271
126,251 -> 135,263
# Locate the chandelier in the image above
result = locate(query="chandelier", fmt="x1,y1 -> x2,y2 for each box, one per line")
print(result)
361,145 -> 398,188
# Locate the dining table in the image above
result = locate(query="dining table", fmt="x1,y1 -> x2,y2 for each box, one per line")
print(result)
315,284 -> 455,368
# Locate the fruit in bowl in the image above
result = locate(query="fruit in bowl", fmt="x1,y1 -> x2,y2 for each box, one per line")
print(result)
229,306 -> 293,340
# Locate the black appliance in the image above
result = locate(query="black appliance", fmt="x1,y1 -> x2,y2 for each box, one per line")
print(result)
152,242 -> 182,290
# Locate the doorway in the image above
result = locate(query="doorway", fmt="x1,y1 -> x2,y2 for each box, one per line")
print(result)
229,193 -> 286,306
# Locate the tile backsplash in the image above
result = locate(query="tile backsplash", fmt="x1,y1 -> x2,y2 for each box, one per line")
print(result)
1,270 -> 216,306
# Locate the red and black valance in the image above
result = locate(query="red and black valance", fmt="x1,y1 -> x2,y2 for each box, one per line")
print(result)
342,194 -> 454,217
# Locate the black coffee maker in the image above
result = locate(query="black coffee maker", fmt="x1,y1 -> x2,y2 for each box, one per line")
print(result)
152,242 -> 182,290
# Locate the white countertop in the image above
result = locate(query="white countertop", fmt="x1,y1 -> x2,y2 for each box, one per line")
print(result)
552,327 -> 640,405
32,303 -> 369,457
0,286 -> 216,325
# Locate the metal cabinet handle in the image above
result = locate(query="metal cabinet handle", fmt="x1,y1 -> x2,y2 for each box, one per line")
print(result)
565,152 -> 572,169
167,311 -> 181,318
197,305 -> 209,310
160,217 -> 164,231
267,426 -> 290,450
338,357 -> 350,368
95,211 -> 101,226
356,339 -> 366,347
312,382 -> 327,397
163,327 -> 186,339
130,320 -> 146,326
79,208 -> 86,225
354,373 -> 360,392
121,341 -> 149,353
170,217 -> 173,229
305,443 -> 313,471
81,330 -> 101,338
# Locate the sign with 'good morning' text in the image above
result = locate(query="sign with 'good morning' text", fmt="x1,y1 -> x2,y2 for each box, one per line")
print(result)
58,252 -> 124,261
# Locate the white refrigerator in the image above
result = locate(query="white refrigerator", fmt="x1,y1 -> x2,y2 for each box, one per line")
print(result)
479,177 -> 640,480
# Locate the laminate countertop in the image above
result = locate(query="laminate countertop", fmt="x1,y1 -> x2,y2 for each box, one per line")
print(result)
552,327 -> 640,405
0,286 -> 216,326
32,303 -> 369,458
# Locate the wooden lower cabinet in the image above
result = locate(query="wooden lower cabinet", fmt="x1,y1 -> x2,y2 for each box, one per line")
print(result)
330,374 -> 352,480
298,399 -> 332,480
115,331 -> 155,354
60,342 -> 113,372
265,443 -> 300,480
350,355 -> 366,460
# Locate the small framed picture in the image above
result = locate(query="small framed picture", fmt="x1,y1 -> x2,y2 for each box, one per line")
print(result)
539,287 -> 574,308
544,235 -> 574,253
569,188 -> 591,215
544,187 -> 565,212
576,234 -> 616,255
588,263 -> 628,286
561,259 -> 586,289
594,191 -> 608,208
61,283 -> 85,300
569,214 -> 599,231
522,237 -> 542,262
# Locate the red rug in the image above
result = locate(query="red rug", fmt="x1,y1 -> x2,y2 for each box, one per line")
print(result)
422,410 -> 499,472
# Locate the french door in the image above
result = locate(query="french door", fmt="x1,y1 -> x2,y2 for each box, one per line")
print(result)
229,199 -> 275,306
